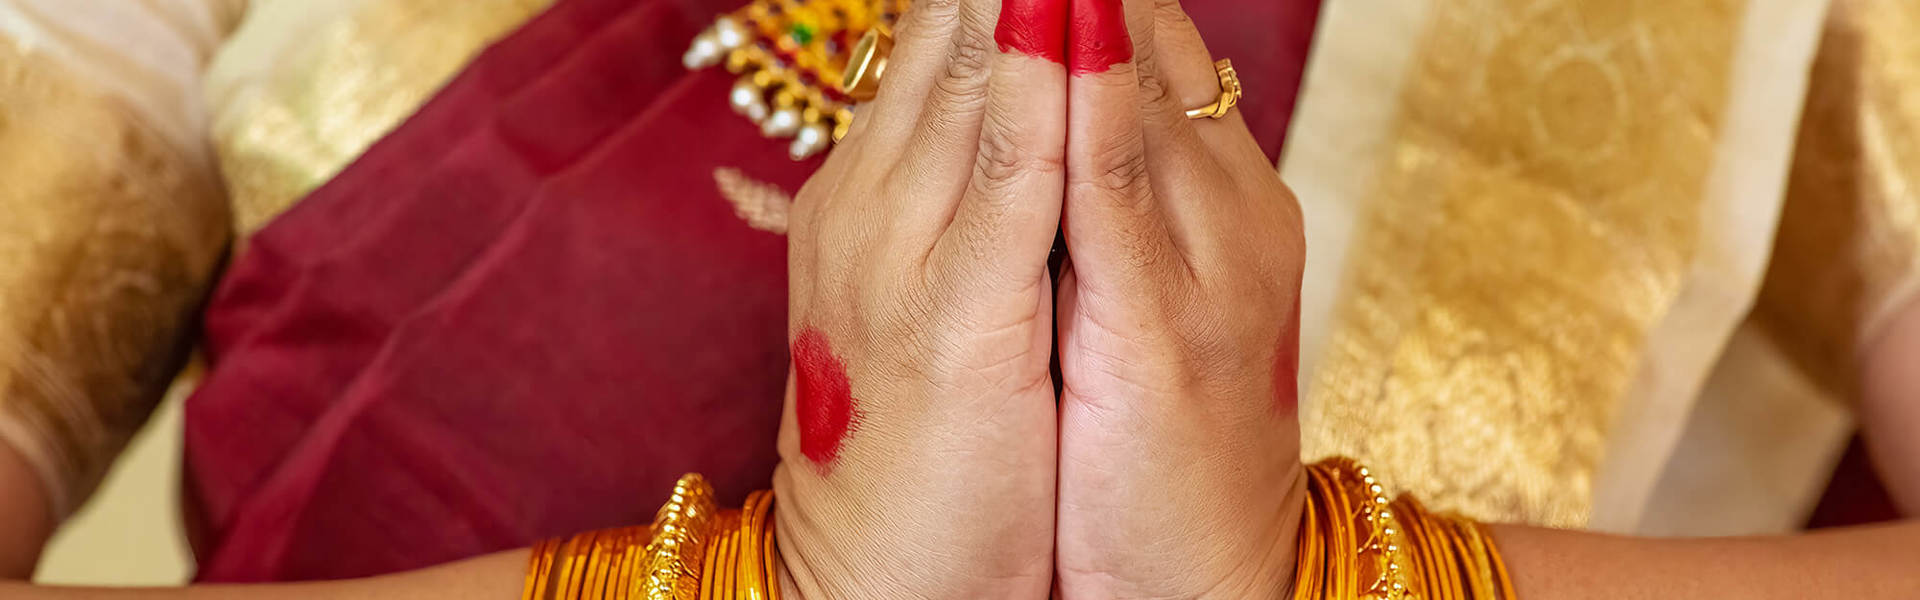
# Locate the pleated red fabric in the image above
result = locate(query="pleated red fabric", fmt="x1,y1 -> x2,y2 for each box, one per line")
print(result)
184,0 -> 1321,581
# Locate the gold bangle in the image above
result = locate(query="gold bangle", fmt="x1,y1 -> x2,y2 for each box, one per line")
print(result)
523,474 -> 780,600
642,474 -> 720,599
696,488 -> 781,599
1298,458 -> 1515,600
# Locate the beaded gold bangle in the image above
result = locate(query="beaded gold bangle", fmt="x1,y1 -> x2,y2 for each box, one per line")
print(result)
1295,458 -> 1516,600
523,474 -> 781,600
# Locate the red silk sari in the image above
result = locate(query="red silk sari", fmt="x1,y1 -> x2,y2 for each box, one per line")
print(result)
184,0 -> 1321,581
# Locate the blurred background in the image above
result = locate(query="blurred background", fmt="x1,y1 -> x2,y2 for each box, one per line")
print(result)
6,0 -> 1918,588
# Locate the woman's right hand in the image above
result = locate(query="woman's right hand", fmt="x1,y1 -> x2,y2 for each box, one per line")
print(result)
1051,0 -> 1308,597
770,0 -> 1068,595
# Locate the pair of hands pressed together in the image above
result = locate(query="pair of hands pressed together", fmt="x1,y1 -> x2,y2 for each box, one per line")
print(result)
773,0 -> 1305,596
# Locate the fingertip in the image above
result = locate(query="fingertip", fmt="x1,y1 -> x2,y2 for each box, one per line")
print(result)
1068,0 -> 1132,76
996,0 -> 1068,64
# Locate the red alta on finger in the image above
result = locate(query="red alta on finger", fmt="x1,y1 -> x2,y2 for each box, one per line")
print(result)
1067,0 -> 1131,75
793,327 -> 862,473
996,0 -> 1068,64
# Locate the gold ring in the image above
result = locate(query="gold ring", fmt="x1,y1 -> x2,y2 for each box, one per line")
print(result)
1184,59 -> 1242,120
840,29 -> 893,102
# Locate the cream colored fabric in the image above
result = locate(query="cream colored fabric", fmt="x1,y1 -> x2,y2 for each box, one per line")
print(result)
35,388 -> 194,585
1283,0 -> 1833,533
1750,0 -> 1920,402
0,1 -> 550,584
0,0 -> 548,525
206,0 -> 552,234
0,0 -> 233,520
1645,0 -> 1920,536
0,0 -> 241,169
1637,323 -> 1852,535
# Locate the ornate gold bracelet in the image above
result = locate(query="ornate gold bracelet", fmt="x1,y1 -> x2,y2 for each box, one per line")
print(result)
1295,458 -> 1517,600
523,474 -> 782,600
528,462 -> 1510,599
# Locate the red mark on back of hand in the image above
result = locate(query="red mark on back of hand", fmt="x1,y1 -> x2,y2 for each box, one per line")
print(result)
793,327 -> 860,472
1273,295 -> 1302,414
996,0 -> 1068,64
1068,0 -> 1131,75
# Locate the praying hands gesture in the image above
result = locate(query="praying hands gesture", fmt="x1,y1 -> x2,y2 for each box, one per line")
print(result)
774,0 -> 1305,595
772,0 -> 1920,593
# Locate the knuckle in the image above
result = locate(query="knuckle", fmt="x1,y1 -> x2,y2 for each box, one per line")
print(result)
954,0 -> 1000,62
945,25 -> 995,85
1155,0 -> 1195,28
976,113 -> 1063,196
926,36 -> 992,120
1080,130 -> 1151,197
1137,68 -> 1181,111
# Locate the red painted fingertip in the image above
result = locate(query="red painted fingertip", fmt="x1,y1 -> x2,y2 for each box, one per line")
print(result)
1068,0 -> 1132,75
1274,295 -> 1302,414
793,327 -> 861,473
996,0 -> 1068,64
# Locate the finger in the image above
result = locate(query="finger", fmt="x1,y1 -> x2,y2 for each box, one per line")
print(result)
848,0 -> 969,145
1064,0 -> 1183,288
1122,0 -> 1245,256
931,0 -> 1069,282
1145,0 -> 1259,155
884,0 -> 1002,233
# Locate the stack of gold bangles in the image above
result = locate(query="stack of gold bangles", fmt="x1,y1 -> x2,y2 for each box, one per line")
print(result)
526,460 -> 1512,599
1295,458 -> 1518,599
522,474 -> 781,600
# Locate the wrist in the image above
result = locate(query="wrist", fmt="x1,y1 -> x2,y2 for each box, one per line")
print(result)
776,552 -> 804,600
1203,462 -> 1308,600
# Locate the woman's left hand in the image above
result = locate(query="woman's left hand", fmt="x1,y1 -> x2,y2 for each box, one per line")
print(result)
1051,0 -> 1308,597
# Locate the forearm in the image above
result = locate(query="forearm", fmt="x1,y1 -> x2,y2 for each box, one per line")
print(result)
0,550 -> 527,600
6,441 -> 523,598
0,439 -> 54,579
1861,295 -> 1920,514
1493,520 -> 1920,599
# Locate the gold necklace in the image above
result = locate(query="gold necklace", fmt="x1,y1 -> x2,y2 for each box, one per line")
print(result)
685,0 -> 908,159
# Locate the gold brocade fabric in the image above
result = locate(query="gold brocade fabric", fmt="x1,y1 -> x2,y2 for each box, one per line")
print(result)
1753,0 -> 1920,400
1301,0 -> 1742,527
0,41 -> 229,515
212,0 -> 553,235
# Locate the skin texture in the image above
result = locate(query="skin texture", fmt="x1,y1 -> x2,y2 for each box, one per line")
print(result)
1051,0 -> 1308,596
791,327 -> 861,471
1493,522 -> 1920,598
770,0 -> 1067,594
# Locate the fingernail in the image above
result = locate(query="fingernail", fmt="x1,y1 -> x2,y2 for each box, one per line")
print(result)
996,0 -> 1069,64
1068,0 -> 1131,76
